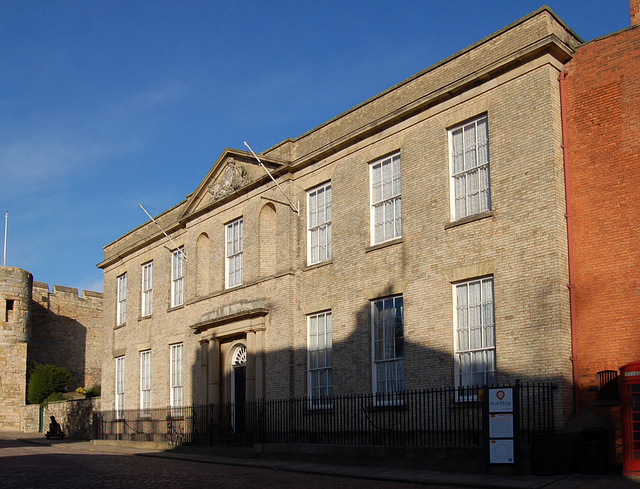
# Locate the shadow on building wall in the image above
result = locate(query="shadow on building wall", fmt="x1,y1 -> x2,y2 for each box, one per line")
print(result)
189,286 -> 572,409
183,290 -> 594,473
28,300 -> 87,390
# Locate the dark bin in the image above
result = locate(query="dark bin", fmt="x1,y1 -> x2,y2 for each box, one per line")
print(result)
580,429 -> 608,474
532,433 -> 571,475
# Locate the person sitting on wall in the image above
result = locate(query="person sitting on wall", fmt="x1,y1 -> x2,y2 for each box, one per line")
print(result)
45,416 -> 64,439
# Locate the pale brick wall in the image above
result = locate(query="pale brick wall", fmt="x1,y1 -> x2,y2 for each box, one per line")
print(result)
99,8 -> 579,430
101,184 -> 297,409
285,64 -> 572,427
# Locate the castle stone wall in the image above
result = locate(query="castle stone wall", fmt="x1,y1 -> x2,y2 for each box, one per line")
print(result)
30,282 -> 103,390
0,266 -> 103,432
0,267 -> 32,430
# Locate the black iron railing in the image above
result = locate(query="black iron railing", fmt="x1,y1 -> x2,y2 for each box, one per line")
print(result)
597,370 -> 619,400
93,382 -> 555,448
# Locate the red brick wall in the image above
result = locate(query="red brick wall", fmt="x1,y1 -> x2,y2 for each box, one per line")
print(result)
564,24 -> 640,410
632,0 -> 640,26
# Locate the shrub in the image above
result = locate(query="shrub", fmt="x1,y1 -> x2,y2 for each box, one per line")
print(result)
43,391 -> 67,405
27,364 -> 72,405
75,385 -> 101,398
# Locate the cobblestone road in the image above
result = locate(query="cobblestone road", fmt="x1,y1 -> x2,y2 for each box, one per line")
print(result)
0,439 -> 435,489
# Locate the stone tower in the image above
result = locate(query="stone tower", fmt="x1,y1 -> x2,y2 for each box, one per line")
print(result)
0,266 -> 32,430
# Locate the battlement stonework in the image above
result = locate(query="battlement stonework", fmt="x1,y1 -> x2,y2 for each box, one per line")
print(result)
0,266 -> 103,431
30,282 -> 103,390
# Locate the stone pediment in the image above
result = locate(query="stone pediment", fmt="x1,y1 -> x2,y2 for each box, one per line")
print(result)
207,157 -> 251,202
181,148 -> 286,219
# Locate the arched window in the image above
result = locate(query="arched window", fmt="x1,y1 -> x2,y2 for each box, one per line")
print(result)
259,203 -> 277,276
196,233 -> 210,296
232,345 -> 247,367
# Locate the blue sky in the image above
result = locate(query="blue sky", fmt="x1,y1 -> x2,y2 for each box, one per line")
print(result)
0,0 -> 631,294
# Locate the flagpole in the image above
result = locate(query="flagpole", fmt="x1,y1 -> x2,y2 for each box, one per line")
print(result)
138,205 -> 186,260
3,211 -> 7,266
244,141 -> 300,215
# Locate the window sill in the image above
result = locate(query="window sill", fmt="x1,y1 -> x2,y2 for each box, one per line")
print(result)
445,210 -> 493,230
365,237 -> 403,253
138,315 -> 152,321
167,304 -> 184,313
305,403 -> 335,413
303,259 -> 333,272
114,323 -> 126,330
453,397 -> 482,406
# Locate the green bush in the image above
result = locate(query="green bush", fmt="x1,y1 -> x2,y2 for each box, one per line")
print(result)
27,364 -> 72,405
43,391 -> 66,405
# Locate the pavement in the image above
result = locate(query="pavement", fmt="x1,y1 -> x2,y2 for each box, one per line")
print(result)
1,431 -> 639,488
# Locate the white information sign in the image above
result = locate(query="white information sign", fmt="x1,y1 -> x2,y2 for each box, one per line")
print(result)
489,413 -> 514,438
490,439 -> 514,464
488,388 -> 513,413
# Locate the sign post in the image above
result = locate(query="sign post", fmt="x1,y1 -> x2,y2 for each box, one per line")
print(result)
484,383 -> 520,474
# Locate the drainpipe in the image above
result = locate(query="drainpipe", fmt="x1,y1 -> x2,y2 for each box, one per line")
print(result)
558,69 -> 579,416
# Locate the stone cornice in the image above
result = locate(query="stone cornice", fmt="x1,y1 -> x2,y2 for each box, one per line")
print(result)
190,300 -> 269,334
285,34 -> 576,171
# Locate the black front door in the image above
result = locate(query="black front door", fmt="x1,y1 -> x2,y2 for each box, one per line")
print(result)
233,365 -> 246,433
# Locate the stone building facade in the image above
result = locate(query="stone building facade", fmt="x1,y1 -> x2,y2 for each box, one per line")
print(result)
99,7 -> 581,430
0,267 -> 32,430
563,0 -> 640,462
0,266 -> 103,431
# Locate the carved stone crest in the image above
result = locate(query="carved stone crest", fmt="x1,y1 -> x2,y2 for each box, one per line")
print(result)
207,158 -> 250,201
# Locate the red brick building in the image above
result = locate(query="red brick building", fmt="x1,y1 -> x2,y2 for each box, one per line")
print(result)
563,0 -> 640,465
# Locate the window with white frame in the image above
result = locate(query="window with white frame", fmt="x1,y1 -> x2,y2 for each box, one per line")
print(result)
141,262 -> 153,317
116,273 -> 127,325
454,277 -> 496,390
372,295 -> 404,397
449,115 -> 490,220
370,152 -> 401,245
170,343 -> 183,416
226,218 -> 243,288
307,182 -> 332,265
115,356 -> 125,418
140,350 -> 151,415
171,248 -> 184,307
307,311 -> 333,405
